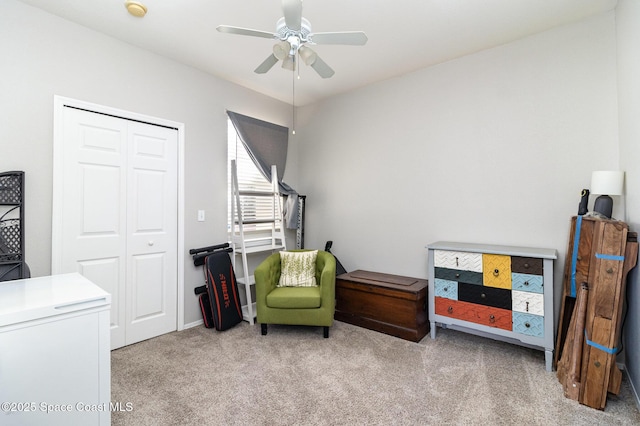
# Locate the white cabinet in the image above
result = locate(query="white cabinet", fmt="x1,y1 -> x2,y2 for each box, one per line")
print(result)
0,273 -> 111,425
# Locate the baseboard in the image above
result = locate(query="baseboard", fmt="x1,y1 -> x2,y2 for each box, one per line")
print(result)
183,319 -> 203,329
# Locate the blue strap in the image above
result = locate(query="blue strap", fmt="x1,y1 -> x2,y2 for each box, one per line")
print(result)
595,253 -> 625,261
584,329 -> 618,354
570,215 -> 582,297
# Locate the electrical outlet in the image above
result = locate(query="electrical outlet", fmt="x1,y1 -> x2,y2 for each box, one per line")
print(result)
197,210 -> 205,222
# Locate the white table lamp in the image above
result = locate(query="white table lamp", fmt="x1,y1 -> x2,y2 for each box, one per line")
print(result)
591,171 -> 624,219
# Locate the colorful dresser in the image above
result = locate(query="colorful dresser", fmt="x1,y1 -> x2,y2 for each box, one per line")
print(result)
427,241 -> 557,371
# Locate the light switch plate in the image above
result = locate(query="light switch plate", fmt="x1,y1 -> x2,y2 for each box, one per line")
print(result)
197,210 -> 205,222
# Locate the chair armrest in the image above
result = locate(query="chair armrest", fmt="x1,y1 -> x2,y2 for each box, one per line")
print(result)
255,252 -> 281,305
316,251 -> 336,305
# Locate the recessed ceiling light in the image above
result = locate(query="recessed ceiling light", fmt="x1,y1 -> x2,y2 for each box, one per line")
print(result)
125,1 -> 147,18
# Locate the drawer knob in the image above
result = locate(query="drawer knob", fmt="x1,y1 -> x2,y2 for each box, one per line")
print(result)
493,268 -> 500,277
443,287 -> 449,292
481,293 -> 486,299
524,281 -> 529,286
489,314 -> 495,323
606,267 -> 614,274
455,273 -> 460,278
447,306 -> 453,314
455,257 -> 459,267
525,322 -> 531,328
526,301 -> 530,312
524,263 -> 530,269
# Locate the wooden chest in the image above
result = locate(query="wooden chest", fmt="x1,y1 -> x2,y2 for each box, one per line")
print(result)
334,270 -> 429,342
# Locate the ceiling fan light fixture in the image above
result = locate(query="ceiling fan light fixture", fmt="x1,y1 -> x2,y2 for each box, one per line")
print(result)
282,55 -> 296,71
298,45 -> 317,66
125,1 -> 147,17
273,41 -> 291,61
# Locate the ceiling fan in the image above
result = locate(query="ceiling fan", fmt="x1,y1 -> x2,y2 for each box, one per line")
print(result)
216,0 -> 368,78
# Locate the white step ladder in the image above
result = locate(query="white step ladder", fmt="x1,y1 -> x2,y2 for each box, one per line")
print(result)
230,160 -> 287,324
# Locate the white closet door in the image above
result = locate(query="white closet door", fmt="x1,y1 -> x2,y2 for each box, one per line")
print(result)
125,121 -> 177,344
57,107 -> 177,349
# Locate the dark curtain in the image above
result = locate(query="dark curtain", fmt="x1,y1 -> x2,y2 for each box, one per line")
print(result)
227,111 -> 299,228
227,111 -> 295,195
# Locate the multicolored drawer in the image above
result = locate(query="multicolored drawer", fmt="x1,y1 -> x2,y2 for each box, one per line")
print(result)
513,312 -> 544,337
435,298 -> 512,331
482,254 -> 511,289
434,267 -> 483,285
434,250 -> 482,272
427,241 -> 557,371
434,278 -> 458,299
512,290 -> 544,316
457,282 -> 512,310
511,273 -> 543,293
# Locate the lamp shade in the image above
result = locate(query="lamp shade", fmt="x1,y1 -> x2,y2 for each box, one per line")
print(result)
590,171 -> 624,196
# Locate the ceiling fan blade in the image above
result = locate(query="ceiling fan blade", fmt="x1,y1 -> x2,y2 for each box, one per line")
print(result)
217,25 -> 276,39
309,55 -> 335,79
282,0 -> 303,31
254,54 -> 279,74
310,31 -> 368,46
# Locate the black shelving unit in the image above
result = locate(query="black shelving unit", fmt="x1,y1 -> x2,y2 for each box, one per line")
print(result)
296,195 -> 306,249
0,171 -> 26,281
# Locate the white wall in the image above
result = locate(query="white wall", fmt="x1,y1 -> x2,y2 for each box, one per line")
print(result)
297,12 -> 619,284
0,0 -> 295,326
296,9 -> 623,382
616,0 -> 640,403
298,7 -> 640,402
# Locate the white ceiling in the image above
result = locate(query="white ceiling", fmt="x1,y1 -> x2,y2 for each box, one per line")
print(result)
17,0 -> 617,106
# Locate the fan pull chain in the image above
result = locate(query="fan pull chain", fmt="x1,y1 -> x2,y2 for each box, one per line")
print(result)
292,59 -> 296,135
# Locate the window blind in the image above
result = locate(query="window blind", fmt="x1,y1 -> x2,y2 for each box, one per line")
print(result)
227,119 -> 276,233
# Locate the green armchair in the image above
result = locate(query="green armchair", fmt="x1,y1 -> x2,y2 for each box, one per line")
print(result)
255,250 -> 336,338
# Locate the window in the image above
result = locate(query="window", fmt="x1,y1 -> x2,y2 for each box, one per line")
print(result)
227,118 -> 275,234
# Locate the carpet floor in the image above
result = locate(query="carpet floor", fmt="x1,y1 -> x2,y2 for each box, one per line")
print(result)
111,321 -> 640,425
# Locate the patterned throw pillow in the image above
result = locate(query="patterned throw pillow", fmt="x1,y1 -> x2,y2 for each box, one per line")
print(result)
278,250 -> 318,287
